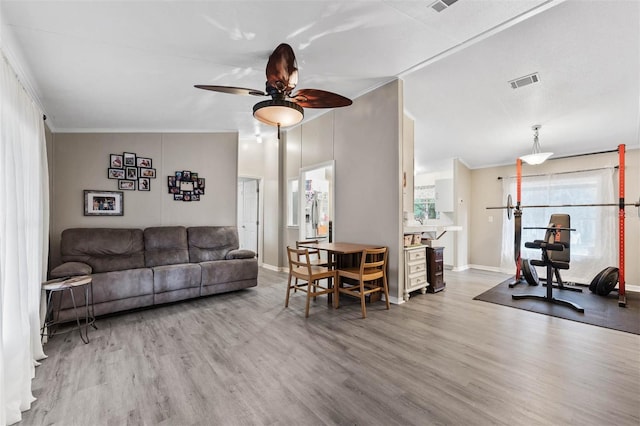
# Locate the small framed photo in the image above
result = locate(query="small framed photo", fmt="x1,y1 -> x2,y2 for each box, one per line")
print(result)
197,178 -> 205,189
168,176 -> 176,187
138,177 -> 151,191
174,194 -> 183,201
180,180 -> 194,192
110,154 -> 123,169
137,157 -> 152,168
192,194 -> 200,201
175,171 -> 183,180
182,170 -> 191,181
108,168 -> 125,179
183,193 -> 192,202
140,168 -> 156,178
169,186 -> 180,194
191,172 -> 198,182
126,167 -> 137,180
118,180 -> 136,190
123,152 -> 136,167
84,190 -> 124,216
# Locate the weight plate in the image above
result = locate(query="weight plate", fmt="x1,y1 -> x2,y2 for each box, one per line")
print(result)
521,258 -> 539,286
589,266 -> 610,293
589,266 -> 613,293
507,194 -> 513,221
596,267 -> 619,296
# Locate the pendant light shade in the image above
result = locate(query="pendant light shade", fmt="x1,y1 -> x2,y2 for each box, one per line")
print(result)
520,124 -> 553,165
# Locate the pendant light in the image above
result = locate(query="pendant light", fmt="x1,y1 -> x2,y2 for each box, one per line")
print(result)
520,124 -> 553,165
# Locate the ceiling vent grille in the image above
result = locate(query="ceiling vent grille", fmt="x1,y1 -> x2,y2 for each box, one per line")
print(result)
431,0 -> 458,12
509,72 -> 540,89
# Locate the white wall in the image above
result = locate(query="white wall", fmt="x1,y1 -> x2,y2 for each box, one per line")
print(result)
49,132 -> 238,267
453,159 -> 471,271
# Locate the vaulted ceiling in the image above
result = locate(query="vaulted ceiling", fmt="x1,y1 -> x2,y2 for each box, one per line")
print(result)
1,0 -> 638,172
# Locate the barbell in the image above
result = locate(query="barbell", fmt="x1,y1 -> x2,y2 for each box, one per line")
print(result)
487,195 -> 640,220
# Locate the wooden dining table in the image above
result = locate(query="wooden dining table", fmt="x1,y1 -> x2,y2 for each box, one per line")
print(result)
296,241 -> 385,304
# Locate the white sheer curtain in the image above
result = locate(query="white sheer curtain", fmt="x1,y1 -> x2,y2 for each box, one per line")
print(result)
501,168 -> 616,284
0,52 -> 49,426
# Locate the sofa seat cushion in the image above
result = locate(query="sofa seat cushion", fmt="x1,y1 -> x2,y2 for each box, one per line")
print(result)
144,226 -> 189,267
91,268 -> 153,305
60,228 -> 145,273
200,258 -> 258,286
55,268 -> 153,310
188,226 -> 239,262
152,263 -> 201,294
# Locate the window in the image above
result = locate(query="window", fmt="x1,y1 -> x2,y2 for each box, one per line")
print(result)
501,168 -> 616,283
414,185 -> 439,222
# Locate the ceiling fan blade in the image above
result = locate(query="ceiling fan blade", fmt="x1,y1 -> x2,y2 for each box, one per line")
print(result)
194,85 -> 266,96
290,89 -> 353,108
266,43 -> 298,93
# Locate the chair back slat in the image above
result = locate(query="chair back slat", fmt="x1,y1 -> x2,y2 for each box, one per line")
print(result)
359,247 -> 387,274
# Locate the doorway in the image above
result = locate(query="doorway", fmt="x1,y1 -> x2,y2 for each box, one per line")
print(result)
299,161 -> 334,242
237,177 -> 259,256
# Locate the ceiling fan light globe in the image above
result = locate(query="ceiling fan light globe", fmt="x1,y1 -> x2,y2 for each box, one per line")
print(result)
253,100 -> 303,127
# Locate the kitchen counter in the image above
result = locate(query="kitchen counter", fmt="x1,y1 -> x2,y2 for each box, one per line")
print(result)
403,225 -> 462,240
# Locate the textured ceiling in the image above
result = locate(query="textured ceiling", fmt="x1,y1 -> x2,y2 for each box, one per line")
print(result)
1,0 -> 638,171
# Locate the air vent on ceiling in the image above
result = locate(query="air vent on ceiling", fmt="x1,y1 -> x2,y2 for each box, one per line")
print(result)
509,72 -> 540,89
431,0 -> 458,13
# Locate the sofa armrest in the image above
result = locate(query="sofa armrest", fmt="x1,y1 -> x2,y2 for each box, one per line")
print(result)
225,249 -> 256,260
50,262 -> 93,278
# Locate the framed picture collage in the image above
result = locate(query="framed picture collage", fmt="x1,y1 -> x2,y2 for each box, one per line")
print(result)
168,170 -> 205,202
108,152 -> 156,191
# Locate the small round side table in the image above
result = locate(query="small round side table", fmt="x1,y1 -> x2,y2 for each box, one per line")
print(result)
41,275 -> 96,344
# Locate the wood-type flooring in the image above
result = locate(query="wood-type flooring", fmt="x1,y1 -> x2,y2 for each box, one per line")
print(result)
20,268 -> 640,425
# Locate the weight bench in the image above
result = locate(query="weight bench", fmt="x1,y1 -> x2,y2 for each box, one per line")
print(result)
513,214 -> 584,312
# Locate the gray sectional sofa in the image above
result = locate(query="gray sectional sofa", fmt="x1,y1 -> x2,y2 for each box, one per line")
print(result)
50,226 -> 258,321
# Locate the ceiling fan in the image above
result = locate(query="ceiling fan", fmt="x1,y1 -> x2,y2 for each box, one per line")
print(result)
195,43 -> 353,136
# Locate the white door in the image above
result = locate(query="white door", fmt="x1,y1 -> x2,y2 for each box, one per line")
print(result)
237,178 -> 259,255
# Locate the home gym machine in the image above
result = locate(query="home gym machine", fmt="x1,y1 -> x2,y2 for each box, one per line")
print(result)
487,144 -> 639,308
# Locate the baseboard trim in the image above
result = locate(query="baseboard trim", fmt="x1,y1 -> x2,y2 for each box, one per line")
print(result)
468,264 -> 511,274
452,264 -> 470,272
261,263 -> 282,272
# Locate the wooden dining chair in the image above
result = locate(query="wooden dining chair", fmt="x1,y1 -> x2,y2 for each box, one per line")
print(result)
296,239 -> 329,267
286,246 -> 336,318
335,247 -> 389,318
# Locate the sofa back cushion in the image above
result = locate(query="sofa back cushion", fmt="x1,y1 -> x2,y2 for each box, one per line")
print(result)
60,228 -> 145,273
188,226 -> 239,262
144,226 -> 189,267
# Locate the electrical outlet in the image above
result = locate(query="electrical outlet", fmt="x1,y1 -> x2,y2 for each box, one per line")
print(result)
488,215 -> 493,223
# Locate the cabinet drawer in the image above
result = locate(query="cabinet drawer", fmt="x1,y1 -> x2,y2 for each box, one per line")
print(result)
408,273 -> 427,287
431,274 -> 444,286
407,262 -> 426,274
407,249 -> 426,261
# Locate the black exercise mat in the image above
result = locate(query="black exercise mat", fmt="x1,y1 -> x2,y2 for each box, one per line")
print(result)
474,278 -> 640,335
